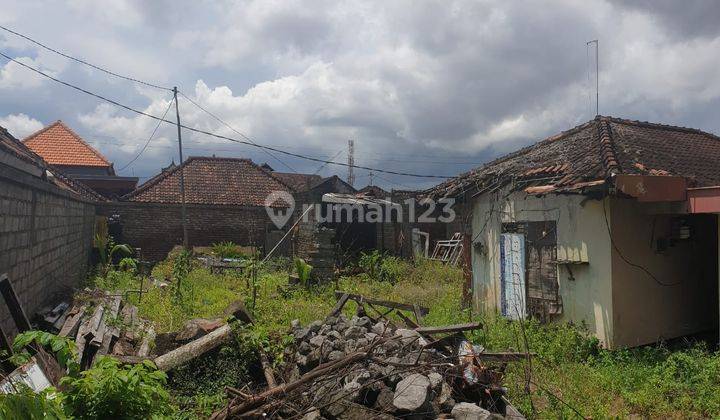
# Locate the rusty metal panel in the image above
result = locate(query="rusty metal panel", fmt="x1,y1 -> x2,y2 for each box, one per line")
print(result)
615,174 -> 687,202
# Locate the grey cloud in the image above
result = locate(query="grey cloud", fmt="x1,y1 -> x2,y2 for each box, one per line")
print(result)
611,0 -> 720,39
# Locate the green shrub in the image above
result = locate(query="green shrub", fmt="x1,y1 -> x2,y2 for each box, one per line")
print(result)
211,241 -> 245,259
0,387 -> 67,420
294,258 -> 313,286
60,357 -> 171,419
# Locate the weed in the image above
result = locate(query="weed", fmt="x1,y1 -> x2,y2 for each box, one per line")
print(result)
211,241 -> 245,259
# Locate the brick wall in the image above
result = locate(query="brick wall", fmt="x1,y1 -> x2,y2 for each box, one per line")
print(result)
0,163 -> 95,337
98,202 -> 275,261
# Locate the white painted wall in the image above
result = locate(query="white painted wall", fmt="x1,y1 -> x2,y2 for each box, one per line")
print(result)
471,189 -> 615,347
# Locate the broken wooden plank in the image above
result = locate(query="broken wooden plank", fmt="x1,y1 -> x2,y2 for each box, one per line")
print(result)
259,349 -> 277,388
328,293 -> 350,318
415,322 -> 482,335
334,291 -> 429,316
474,351 -> 535,362
59,305 -> 87,338
0,273 -> 31,333
153,323 -> 231,371
137,324 -> 155,357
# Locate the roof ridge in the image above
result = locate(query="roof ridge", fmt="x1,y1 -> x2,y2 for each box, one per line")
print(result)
597,118 -> 620,176
601,115 -> 720,139
122,155 -> 292,201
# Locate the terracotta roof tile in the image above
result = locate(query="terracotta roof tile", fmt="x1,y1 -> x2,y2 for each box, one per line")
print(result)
430,116 -> 720,197
23,120 -> 111,167
0,125 -> 105,201
123,156 -> 293,206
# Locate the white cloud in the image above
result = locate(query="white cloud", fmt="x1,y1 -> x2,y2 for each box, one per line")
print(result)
3,0 -> 720,188
0,113 -> 44,138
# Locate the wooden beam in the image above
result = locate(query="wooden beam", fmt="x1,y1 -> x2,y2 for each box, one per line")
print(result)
415,322 -> 482,335
334,291 -> 429,316
328,293 -> 350,318
0,273 -> 31,333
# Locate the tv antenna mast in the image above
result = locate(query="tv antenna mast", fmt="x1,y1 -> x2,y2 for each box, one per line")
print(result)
347,139 -> 355,186
587,39 -> 599,116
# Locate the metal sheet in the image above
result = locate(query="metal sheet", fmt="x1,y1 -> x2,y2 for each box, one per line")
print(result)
500,233 -> 526,320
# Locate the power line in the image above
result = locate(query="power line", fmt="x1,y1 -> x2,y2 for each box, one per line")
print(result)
177,90 -> 297,173
313,149 -> 345,174
117,95 -> 174,171
0,50 -> 451,179
0,24 -> 172,91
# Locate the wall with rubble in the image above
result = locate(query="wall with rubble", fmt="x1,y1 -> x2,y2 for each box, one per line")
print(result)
470,189 -> 615,347
97,202 -> 272,261
0,161 -> 95,337
609,199 -> 718,347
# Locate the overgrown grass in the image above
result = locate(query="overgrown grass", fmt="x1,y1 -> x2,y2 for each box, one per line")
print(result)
89,256 -> 720,419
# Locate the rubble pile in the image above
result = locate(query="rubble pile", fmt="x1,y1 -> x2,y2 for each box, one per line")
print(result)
37,289 -> 153,369
212,296 -> 525,419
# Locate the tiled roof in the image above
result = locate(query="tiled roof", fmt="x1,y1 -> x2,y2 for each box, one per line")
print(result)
430,116 -> 720,197
23,120 -> 111,167
0,125 -> 105,201
123,156 -> 293,206
272,172 -> 323,192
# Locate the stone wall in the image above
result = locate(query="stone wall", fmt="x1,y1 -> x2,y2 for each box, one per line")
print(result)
0,163 -> 95,336
98,202 -> 275,261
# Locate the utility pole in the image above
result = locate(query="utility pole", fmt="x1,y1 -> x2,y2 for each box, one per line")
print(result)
587,39 -> 599,116
173,87 -> 189,249
347,139 -> 355,187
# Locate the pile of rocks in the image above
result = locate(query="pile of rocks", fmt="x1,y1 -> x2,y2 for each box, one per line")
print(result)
274,314 -> 515,420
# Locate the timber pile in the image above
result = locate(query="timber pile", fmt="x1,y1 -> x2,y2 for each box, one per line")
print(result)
212,293 -> 526,419
37,289 -> 153,369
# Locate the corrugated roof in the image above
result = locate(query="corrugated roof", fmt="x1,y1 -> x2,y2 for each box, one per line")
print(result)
123,156 -> 293,206
429,116 -> 720,198
23,120 -> 111,167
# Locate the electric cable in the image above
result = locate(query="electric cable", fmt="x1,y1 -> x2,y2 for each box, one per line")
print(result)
177,90 -> 297,173
0,51 -> 451,179
0,24 -> 172,91
117,95 -> 175,171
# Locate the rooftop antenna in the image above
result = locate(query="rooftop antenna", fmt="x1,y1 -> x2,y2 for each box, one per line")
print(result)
587,39 -> 599,116
347,139 -> 355,186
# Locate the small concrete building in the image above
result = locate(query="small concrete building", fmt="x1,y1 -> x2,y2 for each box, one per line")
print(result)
432,116 -> 720,348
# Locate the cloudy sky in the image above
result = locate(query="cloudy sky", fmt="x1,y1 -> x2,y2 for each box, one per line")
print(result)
1,0 -> 719,190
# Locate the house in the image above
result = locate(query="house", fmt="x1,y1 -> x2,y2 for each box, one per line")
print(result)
23,121 -> 138,198
431,116 -> 720,348
99,156 -> 294,261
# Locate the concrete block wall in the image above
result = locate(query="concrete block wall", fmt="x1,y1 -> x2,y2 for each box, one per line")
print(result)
0,169 -> 95,337
98,202 -> 273,261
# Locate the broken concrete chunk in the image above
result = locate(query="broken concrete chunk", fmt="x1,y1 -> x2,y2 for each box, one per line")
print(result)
451,402 -> 492,420
344,326 -> 366,339
393,373 -> 431,412
308,320 -> 323,333
175,318 -> 224,342
309,334 -> 326,348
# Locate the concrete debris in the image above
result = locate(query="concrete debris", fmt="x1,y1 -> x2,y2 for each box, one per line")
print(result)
210,291 -> 525,419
